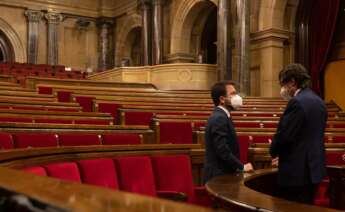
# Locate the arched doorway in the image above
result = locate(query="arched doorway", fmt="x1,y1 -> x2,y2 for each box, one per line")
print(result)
200,7 -> 217,64
122,27 -> 142,66
170,0 -> 217,63
0,31 -> 14,62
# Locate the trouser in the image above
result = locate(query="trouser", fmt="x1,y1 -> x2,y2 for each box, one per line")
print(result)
276,184 -> 319,204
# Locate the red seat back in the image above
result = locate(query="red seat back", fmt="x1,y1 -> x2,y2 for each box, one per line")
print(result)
58,134 -> 101,146
102,134 -> 142,145
38,86 -> 53,95
125,111 -> 153,125
97,103 -> 120,124
35,119 -> 73,124
74,119 -> 111,125
0,132 -> 14,149
75,96 -> 94,112
57,91 -> 72,102
159,122 -> 193,144
151,155 -> 195,202
326,151 -> 345,165
13,133 -> 58,148
115,156 -> 156,197
78,158 -> 119,189
44,162 -> 81,182
23,166 -> 47,176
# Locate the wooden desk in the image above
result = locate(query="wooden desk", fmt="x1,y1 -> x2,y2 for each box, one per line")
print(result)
206,169 -> 342,212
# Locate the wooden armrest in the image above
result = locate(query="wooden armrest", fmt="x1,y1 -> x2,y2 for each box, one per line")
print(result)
156,190 -> 187,202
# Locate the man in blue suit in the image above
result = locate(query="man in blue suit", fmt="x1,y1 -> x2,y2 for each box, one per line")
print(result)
270,63 -> 327,204
204,81 -> 253,183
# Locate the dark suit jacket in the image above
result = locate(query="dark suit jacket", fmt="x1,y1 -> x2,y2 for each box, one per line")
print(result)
270,88 -> 327,187
203,107 -> 243,183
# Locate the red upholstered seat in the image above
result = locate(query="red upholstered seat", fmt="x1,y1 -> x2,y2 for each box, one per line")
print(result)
332,123 -> 345,128
38,86 -> 53,94
0,132 -> 14,149
77,158 -> 119,189
102,134 -> 142,145
57,91 -> 72,102
74,119 -> 111,125
326,151 -> 345,165
252,135 -> 272,143
97,103 -> 120,124
151,155 -> 212,207
236,135 -> 267,163
115,156 -> 156,197
329,136 -> 345,143
58,134 -> 101,146
159,122 -> 193,144
234,122 -> 261,128
13,133 -> 58,148
262,122 -> 278,128
44,162 -> 81,182
0,117 -> 32,123
35,119 -> 73,124
75,96 -> 95,112
12,106 -> 43,111
47,108 -> 80,112
23,166 -> 47,176
193,121 -> 206,129
314,179 -> 330,207
125,111 -> 153,125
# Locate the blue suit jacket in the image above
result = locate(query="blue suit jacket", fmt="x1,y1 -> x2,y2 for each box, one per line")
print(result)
203,107 -> 243,183
270,88 -> 327,187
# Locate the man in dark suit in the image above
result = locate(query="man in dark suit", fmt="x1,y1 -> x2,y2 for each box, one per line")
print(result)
204,81 -> 253,183
270,63 -> 327,204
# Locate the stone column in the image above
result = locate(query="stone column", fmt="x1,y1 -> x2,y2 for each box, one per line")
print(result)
45,12 -> 63,65
152,0 -> 163,65
97,17 -> 115,71
140,0 -> 152,66
251,29 -> 289,97
233,0 -> 250,95
25,10 -> 43,64
217,0 -> 232,80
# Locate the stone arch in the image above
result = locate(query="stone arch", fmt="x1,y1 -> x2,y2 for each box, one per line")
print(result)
170,0 -> 217,56
115,14 -> 142,66
258,0 -> 288,30
0,17 -> 26,62
0,30 -> 14,62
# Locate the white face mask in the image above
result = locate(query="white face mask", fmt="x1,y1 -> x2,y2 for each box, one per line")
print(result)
230,94 -> 243,109
280,86 -> 292,100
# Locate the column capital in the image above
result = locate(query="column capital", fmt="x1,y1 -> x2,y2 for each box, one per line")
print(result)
139,0 -> 152,9
96,17 -> 115,27
45,12 -> 63,24
24,10 -> 43,23
152,0 -> 164,6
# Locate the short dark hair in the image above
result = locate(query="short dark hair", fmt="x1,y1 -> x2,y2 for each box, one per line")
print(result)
211,81 -> 237,106
279,63 -> 311,89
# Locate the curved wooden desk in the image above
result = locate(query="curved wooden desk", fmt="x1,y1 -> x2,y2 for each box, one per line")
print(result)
206,169 -> 342,212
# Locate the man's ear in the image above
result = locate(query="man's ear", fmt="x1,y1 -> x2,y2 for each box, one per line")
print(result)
219,96 -> 225,105
291,78 -> 297,87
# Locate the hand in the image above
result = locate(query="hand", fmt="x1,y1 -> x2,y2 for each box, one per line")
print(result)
243,163 -> 254,172
268,139 -> 272,144
342,154 -> 345,162
272,157 -> 279,167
